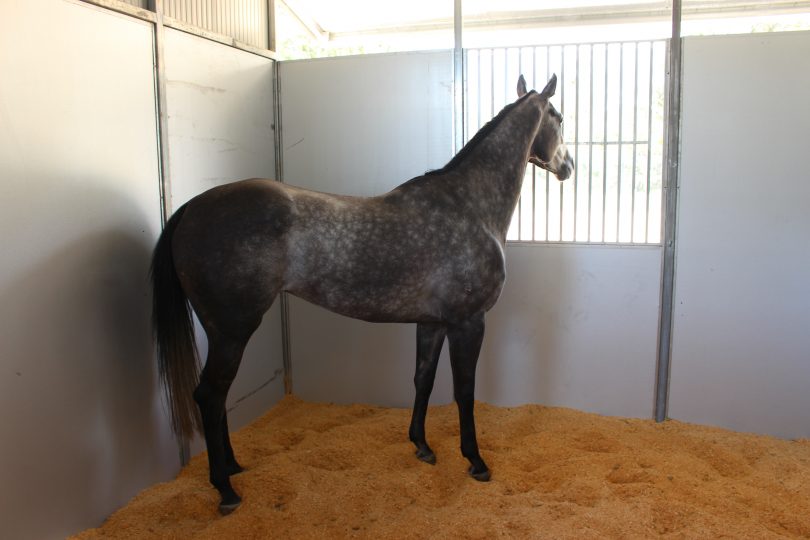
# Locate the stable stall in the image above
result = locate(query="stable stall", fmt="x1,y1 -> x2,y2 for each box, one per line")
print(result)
1,1 -> 808,537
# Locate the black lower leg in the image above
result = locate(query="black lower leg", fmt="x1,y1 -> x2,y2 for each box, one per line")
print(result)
222,413 -> 243,476
409,323 -> 446,464
195,379 -> 241,513
448,315 -> 490,481
194,337 -> 248,515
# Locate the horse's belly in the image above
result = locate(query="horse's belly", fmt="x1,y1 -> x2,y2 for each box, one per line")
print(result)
287,255 -> 505,324
288,274 -> 439,323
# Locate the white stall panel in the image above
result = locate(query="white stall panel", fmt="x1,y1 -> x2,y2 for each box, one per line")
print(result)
0,1 -> 172,537
670,32 -> 810,439
165,28 -> 277,207
163,28 -> 284,435
281,52 -> 662,419
481,244 -> 661,418
280,51 -> 455,196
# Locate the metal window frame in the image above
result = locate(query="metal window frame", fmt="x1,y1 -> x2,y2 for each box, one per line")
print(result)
463,40 -> 667,246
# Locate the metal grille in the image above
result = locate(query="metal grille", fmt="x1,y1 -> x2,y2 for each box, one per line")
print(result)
465,41 -> 667,244
163,0 -> 270,49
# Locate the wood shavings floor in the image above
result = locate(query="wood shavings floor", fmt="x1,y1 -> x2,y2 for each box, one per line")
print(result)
75,396 -> 810,539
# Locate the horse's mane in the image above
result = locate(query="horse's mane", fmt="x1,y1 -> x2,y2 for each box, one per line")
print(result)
425,90 -> 537,177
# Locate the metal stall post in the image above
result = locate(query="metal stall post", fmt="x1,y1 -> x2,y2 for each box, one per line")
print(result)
655,0 -> 683,423
149,0 -> 173,226
272,52 -> 293,396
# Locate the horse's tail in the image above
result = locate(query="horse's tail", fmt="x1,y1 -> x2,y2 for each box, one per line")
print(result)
150,203 -> 202,441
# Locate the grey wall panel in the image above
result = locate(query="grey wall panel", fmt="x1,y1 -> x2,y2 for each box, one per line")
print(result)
165,27 -> 276,206
280,52 -> 455,196
163,28 -> 284,443
0,1 -> 174,538
669,31 -> 810,439
280,51 -> 456,406
480,244 -> 661,418
281,51 -> 661,418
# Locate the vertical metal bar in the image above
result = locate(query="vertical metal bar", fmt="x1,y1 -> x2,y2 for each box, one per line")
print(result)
631,42 -> 639,243
151,0 -> 172,227
235,0 -> 241,43
573,45 -> 580,240
616,43 -> 624,241
588,44 -> 594,242
236,0 -> 241,44
532,46 -> 537,240
490,49 -> 495,118
463,50 -> 469,142
233,0 -> 238,41
558,46 -> 564,240
602,44 -> 609,242
545,46 -> 550,241
531,166 -> 536,240
645,41 -> 656,243
655,0 -> 682,423
454,0 -> 463,155
475,49 -> 484,135
516,48 -> 522,240
224,0 -> 229,40
218,0 -> 224,39
267,0 -> 275,51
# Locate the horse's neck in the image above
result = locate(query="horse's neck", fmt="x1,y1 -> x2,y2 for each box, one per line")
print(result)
456,96 -> 543,239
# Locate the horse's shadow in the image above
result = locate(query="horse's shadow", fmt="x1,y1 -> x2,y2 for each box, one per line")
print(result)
0,180 -> 176,535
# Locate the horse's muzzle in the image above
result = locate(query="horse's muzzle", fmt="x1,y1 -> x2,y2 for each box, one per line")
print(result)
555,152 -> 574,181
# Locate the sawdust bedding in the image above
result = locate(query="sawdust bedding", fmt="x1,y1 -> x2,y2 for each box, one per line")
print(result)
75,396 -> 810,539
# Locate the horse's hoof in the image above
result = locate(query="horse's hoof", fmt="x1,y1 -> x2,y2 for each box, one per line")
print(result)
227,463 -> 245,476
469,466 -> 491,482
219,501 -> 241,515
415,448 -> 437,465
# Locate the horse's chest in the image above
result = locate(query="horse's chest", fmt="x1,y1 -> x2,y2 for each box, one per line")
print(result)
425,235 -> 506,317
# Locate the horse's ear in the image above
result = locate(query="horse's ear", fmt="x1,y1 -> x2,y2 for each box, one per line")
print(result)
517,74 -> 528,98
540,74 -> 557,98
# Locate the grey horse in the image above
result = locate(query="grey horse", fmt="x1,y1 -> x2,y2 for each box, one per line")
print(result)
150,74 -> 573,514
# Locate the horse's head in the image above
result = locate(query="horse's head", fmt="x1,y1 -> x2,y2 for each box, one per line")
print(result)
517,74 -> 574,181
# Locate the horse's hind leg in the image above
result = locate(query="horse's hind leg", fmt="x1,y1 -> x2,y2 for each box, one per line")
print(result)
222,413 -> 243,475
193,330 -> 256,515
447,315 -> 490,481
409,322 -> 447,464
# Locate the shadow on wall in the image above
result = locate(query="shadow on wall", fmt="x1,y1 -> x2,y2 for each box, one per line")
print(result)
0,182 -> 177,538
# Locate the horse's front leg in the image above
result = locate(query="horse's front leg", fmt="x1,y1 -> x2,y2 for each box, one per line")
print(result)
409,322 -> 447,464
448,314 -> 490,481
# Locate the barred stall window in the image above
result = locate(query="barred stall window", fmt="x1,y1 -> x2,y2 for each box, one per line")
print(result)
465,41 -> 667,244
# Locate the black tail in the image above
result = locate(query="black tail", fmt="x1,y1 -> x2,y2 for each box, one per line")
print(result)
150,204 -> 202,441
